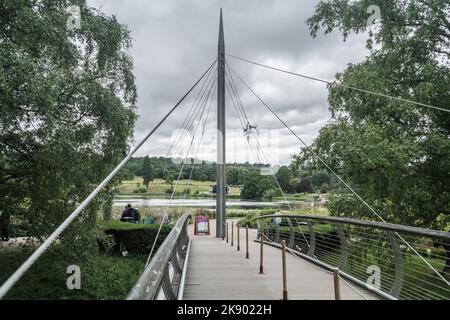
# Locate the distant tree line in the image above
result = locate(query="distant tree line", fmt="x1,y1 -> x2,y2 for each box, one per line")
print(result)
240,165 -> 331,200
121,157 -> 330,199
122,156 -> 271,186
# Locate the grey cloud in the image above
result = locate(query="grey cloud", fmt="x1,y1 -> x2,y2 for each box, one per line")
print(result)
88,0 -> 369,164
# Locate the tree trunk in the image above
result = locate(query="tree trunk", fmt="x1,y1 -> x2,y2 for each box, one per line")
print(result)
102,196 -> 113,221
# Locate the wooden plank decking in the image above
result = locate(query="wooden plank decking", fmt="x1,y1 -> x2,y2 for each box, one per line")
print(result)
182,219 -> 380,300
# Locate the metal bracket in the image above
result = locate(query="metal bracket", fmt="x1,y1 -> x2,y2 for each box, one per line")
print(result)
286,217 -> 295,249
387,231 -> 404,297
275,221 -> 280,243
307,222 -> 316,258
336,224 -> 348,270
161,265 -> 176,300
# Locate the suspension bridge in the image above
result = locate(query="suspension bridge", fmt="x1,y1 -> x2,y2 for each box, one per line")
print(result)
1,10 -> 449,301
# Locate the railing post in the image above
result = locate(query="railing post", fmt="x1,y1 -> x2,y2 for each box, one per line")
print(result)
281,240 -> 288,300
259,223 -> 264,274
307,222 -> 316,258
333,268 -> 341,300
246,226 -> 249,259
387,231 -> 404,298
275,220 -> 280,243
161,264 -> 176,300
336,224 -> 348,270
231,221 -> 234,246
226,222 -> 229,243
237,224 -> 240,251
286,217 -> 295,249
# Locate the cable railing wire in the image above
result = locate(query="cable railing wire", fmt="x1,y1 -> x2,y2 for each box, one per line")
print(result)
145,74 -> 217,267
227,64 -> 450,287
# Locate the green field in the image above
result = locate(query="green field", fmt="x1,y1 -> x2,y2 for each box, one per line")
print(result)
117,177 -> 241,196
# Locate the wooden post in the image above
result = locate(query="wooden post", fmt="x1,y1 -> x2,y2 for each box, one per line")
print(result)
246,227 -> 249,259
237,225 -> 240,251
282,240 -> 288,300
226,222 -> 229,243
231,221 -> 234,246
259,226 -> 264,274
333,268 -> 341,300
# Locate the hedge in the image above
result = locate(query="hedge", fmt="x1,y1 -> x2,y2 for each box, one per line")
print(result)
99,220 -> 172,254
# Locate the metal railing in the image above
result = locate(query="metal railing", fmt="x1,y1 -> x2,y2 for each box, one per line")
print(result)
256,214 -> 450,300
126,213 -> 191,300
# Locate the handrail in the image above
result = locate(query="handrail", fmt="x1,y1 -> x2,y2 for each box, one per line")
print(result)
257,214 -> 450,240
255,214 -> 450,300
126,213 -> 192,300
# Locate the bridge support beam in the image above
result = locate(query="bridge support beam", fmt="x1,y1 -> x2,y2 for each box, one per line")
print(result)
216,9 -> 226,238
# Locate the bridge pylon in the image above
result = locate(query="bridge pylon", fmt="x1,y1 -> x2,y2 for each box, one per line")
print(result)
216,9 -> 226,238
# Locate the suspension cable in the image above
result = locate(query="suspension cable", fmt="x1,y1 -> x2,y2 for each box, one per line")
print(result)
183,83 -> 216,200
143,67 -> 218,203
0,59 -> 217,300
145,73 -> 217,267
225,65 -> 311,247
227,64 -> 450,287
227,54 -> 450,114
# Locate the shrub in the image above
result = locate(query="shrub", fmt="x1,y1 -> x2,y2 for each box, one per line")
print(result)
99,221 -> 172,254
237,209 -> 277,228
193,208 -> 214,218
320,183 -> 330,193
262,189 -> 281,200
0,245 -> 147,300
132,188 -> 147,194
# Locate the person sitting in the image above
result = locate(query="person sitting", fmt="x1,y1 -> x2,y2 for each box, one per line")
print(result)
121,204 -> 141,223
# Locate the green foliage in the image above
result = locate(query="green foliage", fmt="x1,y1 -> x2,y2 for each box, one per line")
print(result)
311,171 -> 330,190
240,175 -> 274,200
262,188 -> 281,200
292,177 -> 313,193
123,157 -> 270,186
0,246 -> 147,300
301,0 -> 450,230
0,1 -> 137,255
132,188 -> 147,194
142,156 -> 154,189
227,166 -> 250,185
275,166 -> 292,191
237,209 -> 277,228
320,183 -> 330,194
99,220 -> 172,254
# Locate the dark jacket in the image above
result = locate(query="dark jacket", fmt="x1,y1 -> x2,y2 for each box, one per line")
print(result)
121,208 -> 140,222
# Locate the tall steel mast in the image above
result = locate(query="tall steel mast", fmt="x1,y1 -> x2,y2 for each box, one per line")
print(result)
216,9 -> 226,238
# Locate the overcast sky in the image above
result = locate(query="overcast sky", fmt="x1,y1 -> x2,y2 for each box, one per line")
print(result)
88,0 -> 370,165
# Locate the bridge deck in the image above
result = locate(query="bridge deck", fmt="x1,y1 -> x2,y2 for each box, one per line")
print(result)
182,219 -> 380,300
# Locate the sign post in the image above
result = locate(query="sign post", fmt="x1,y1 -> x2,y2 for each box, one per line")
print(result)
194,215 -> 210,235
